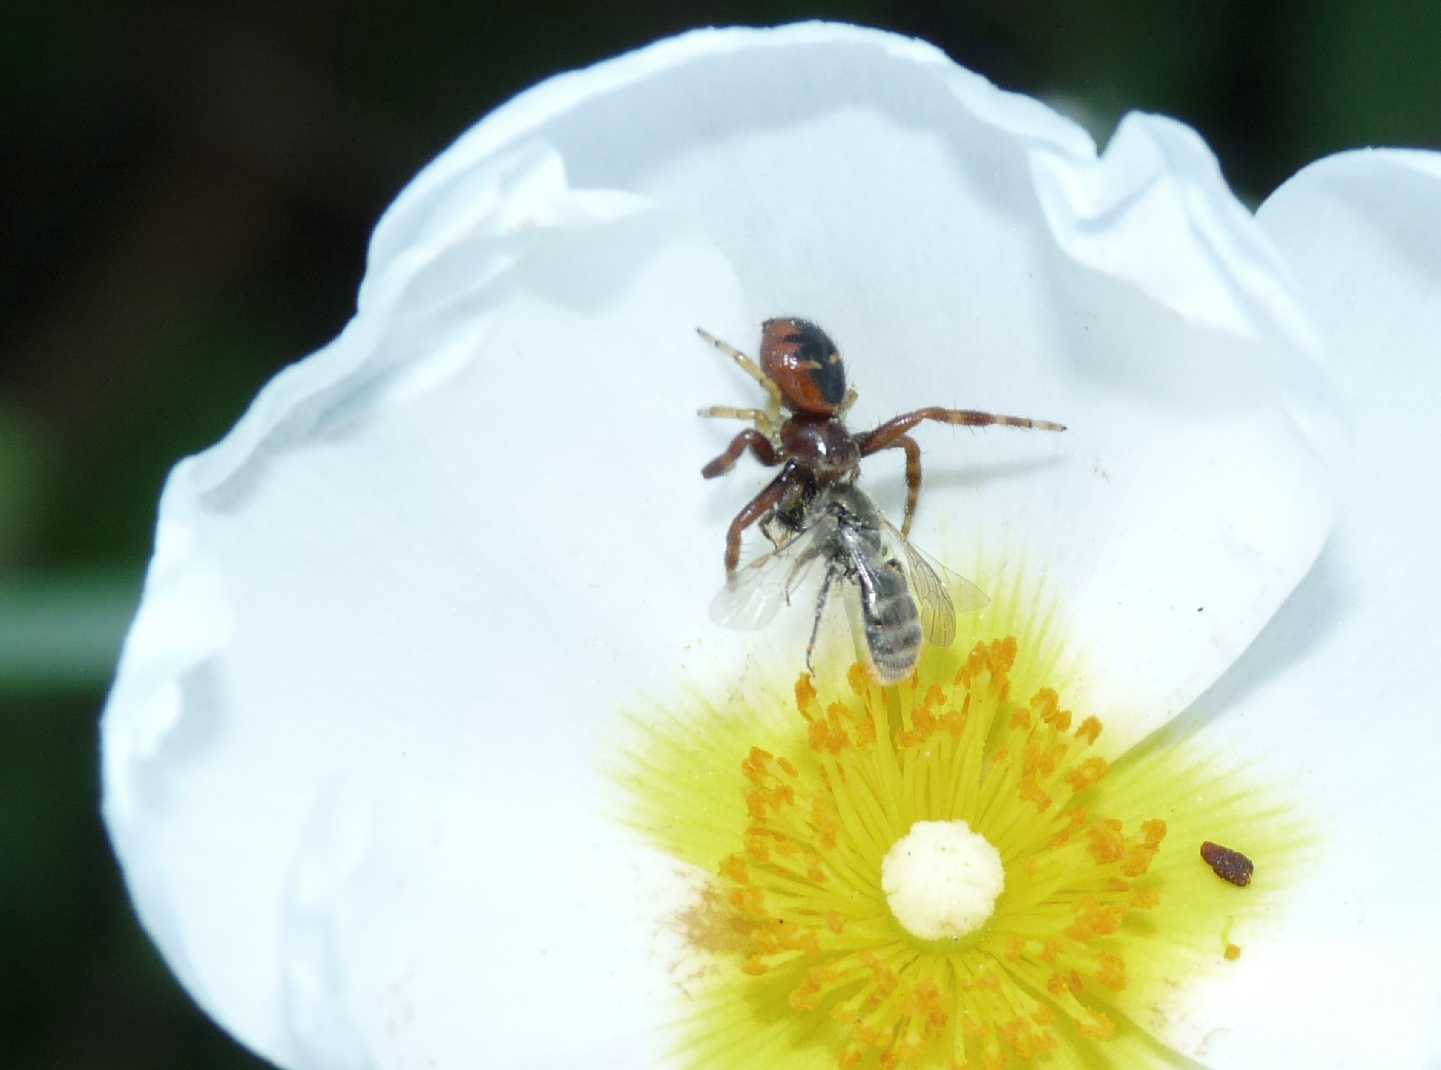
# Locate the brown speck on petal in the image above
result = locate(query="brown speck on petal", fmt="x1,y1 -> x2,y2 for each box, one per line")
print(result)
1200,841 -> 1254,887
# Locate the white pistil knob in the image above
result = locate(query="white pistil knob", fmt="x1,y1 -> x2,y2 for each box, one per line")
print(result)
881,819 -> 1005,940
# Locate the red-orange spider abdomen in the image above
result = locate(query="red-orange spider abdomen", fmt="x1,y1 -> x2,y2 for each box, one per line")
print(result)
760,318 -> 847,416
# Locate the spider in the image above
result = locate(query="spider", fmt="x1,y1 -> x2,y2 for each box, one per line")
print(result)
698,318 -> 1066,576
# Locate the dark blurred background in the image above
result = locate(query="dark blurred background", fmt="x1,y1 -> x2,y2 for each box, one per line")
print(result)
2,3 -> 1438,1067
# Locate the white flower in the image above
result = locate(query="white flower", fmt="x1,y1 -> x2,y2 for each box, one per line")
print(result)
99,22 -> 1440,1070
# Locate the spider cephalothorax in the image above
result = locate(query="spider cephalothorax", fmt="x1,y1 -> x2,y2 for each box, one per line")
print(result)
698,317 -> 1066,575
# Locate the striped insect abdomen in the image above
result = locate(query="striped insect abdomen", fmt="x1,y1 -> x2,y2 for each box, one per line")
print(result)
858,559 -> 923,684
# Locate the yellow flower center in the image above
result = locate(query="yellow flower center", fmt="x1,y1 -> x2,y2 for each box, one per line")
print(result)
620,577 -> 1304,1069
719,641 -> 1160,1065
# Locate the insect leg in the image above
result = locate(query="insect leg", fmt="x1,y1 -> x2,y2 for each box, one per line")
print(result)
722,461 -> 798,576
859,406 -> 1066,455
702,428 -> 781,478
760,511 -> 788,549
806,564 -> 841,674
784,539 -> 826,604
697,327 -> 783,426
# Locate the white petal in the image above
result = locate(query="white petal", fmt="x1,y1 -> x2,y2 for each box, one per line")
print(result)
101,24 -> 1343,1067
1146,149 -> 1441,1068
368,22 -> 1341,743
105,227 -> 741,1067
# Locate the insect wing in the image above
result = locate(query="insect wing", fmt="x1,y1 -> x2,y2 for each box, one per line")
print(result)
940,566 -> 990,616
902,546 -> 957,647
710,524 -> 825,631
877,519 -> 988,647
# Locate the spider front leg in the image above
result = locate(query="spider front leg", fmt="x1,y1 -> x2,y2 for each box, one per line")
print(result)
721,460 -> 800,576
702,428 -> 780,478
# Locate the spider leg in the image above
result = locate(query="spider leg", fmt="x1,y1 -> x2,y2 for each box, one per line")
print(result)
859,406 -> 1065,454
836,387 -> 859,420
868,433 -> 922,537
697,327 -> 783,427
698,405 -> 770,422
723,460 -> 800,575
697,404 -> 779,438
702,428 -> 781,478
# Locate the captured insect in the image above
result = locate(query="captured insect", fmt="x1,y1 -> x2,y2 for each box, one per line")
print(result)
698,318 -> 1066,683
712,481 -> 978,683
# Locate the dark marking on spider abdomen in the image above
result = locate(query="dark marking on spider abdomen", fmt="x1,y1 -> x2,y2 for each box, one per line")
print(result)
860,563 -> 923,683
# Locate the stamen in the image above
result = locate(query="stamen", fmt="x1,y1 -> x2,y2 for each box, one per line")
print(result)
622,581 -> 1302,1070
709,639 -> 1181,1066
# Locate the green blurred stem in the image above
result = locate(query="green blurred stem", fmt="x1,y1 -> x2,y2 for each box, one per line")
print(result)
0,571 -> 139,693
